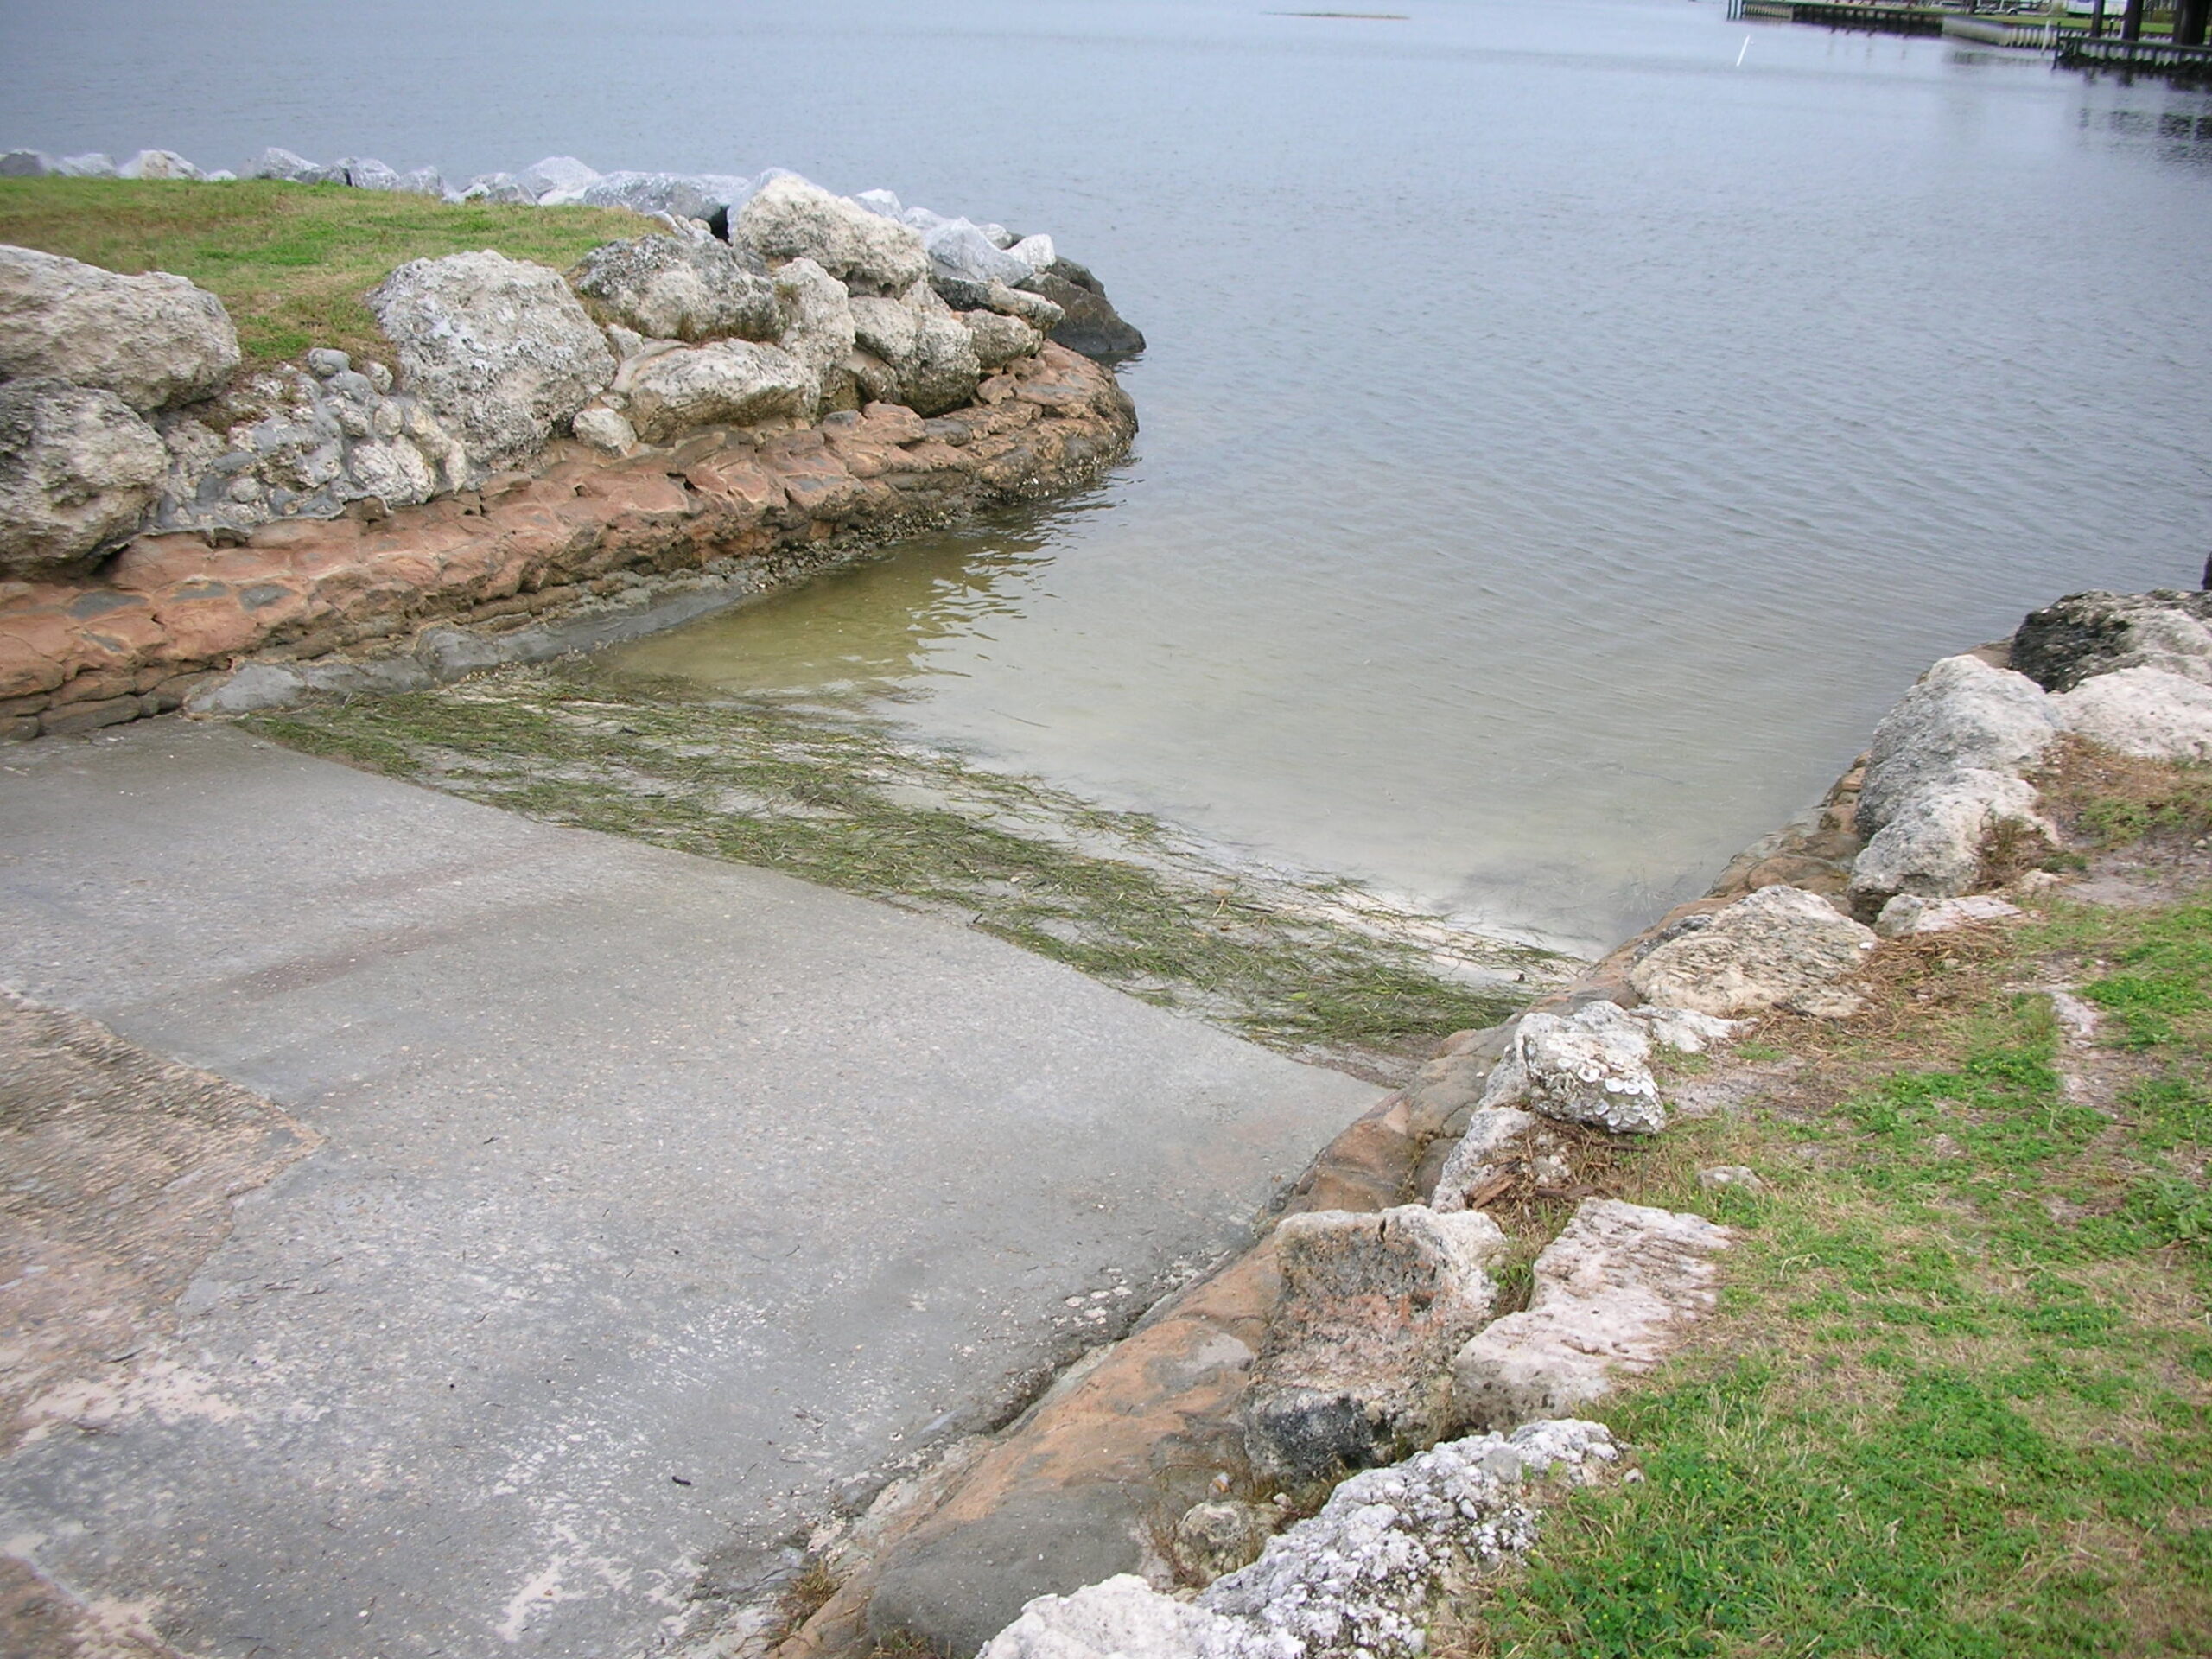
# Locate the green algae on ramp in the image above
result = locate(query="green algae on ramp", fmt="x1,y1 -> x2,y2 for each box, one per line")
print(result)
249,666 -> 1569,1079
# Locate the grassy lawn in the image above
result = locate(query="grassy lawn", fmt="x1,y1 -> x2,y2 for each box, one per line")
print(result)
245,664 -> 1561,1077
0,178 -> 651,368
1444,760 -> 2212,1656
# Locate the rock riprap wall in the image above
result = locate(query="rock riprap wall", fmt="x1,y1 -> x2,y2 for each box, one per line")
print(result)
0,161 -> 1141,739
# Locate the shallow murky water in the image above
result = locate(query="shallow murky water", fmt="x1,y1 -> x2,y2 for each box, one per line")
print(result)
12,0 -> 2212,950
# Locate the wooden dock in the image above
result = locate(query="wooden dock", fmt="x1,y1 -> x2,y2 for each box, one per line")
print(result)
2058,33 -> 2212,75
1726,0 -> 1950,34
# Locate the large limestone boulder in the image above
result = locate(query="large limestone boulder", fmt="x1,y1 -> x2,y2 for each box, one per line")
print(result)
847,283 -> 981,416
0,245 -> 241,412
367,251 -> 614,471
1847,768 -> 2050,914
1020,257 -> 1147,359
618,340 -> 812,442
1630,885 -> 1878,1019
1476,1001 -> 1667,1136
734,175 -> 931,295
516,155 -> 601,201
0,378 -> 168,577
1856,654 -> 2059,836
769,258 -> 860,416
246,147 -> 344,184
963,309 -> 1046,371
1240,1205 -> 1505,1484
2012,589 -> 2212,692
981,1574 -> 1235,1659
117,149 -> 201,181
924,218 -> 1056,288
2054,664 -> 2212,760
568,235 -> 782,343
1452,1199 -> 1729,1430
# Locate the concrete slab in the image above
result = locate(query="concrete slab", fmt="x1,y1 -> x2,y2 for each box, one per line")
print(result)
0,721 -> 1376,1659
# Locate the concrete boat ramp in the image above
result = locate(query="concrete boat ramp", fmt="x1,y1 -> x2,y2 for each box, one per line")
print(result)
0,722 -> 1376,1658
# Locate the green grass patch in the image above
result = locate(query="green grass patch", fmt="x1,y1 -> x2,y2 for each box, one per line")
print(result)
248,667 -> 1560,1076
1447,886 -> 2212,1657
0,177 -> 652,366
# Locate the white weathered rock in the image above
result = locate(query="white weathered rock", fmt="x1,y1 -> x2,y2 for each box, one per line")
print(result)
771,257 -> 859,416
619,340 -> 812,442
569,235 -> 782,343
1857,654 -> 2059,835
1481,1001 -> 1667,1135
517,155 -> 601,200
982,280 -> 1067,330
392,166 -> 445,198
1452,1199 -> 1729,1430
53,154 -> 117,178
569,403 -> 636,455
0,245 -> 241,412
367,251 -> 614,470
963,308 -> 1046,370
2055,665 -> 2212,761
1626,1004 -> 1745,1053
848,287 -> 983,414
117,149 -> 200,181
734,175 -> 931,295
1847,769 -> 2049,913
1630,886 -> 1878,1020
334,156 -> 402,191
1428,1105 -> 1539,1212
1874,892 -> 2024,939
982,1423 -> 1617,1659
1242,1205 -> 1506,1483
0,378 -> 168,577
1200,1421 -> 1616,1658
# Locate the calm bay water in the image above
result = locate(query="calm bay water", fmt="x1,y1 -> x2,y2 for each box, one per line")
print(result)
8,0 -> 2211,950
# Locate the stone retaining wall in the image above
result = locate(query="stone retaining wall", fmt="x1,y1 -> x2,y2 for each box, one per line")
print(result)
0,344 -> 1133,741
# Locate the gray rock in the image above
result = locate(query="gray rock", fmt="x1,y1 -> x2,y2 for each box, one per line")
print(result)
569,235 -> 781,343
578,170 -> 752,225
393,166 -> 446,197
1481,1001 -> 1667,1136
772,257 -> 859,416
1625,1005 -> 1745,1053
1173,1501 -> 1276,1585
117,149 -> 201,181
0,245 -> 241,411
847,283 -> 980,416
0,378 -> 168,577
1452,1199 -> 1730,1430
2012,589 -> 2212,693
925,218 -> 1055,288
2055,664 -> 2212,760
734,175 -> 931,295
457,172 -> 533,205
246,147 -> 341,184
1429,1105 -> 1539,1212
335,156 -> 403,191
0,151 -> 55,177
53,154 -> 118,178
962,309 -> 1045,371
305,347 -> 351,378
1857,654 -> 2059,836
367,251 -> 614,470
186,662 -> 308,715
1873,893 -> 2024,938
1020,258 -> 1146,359
619,340 -> 812,442
517,155 -> 601,201
1630,885 -> 1878,1020
1847,769 -> 2050,913
1241,1205 -> 1505,1484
